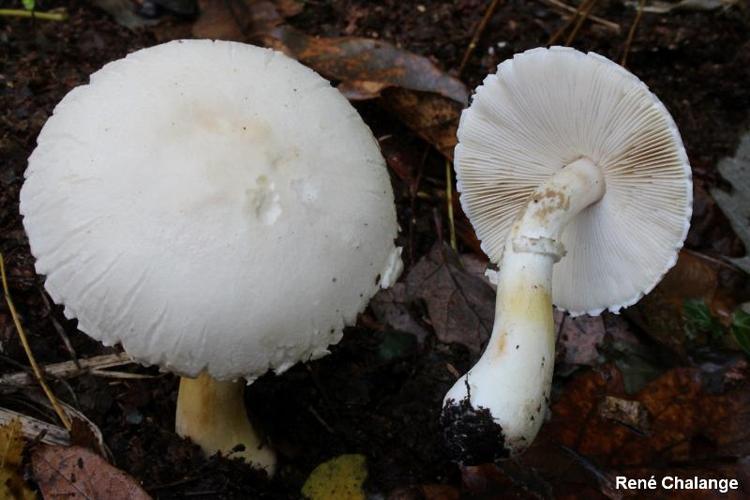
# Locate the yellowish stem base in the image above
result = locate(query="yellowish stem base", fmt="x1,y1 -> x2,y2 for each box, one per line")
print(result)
175,373 -> 276,474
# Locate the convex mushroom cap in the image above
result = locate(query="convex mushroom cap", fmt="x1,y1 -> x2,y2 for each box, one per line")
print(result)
456,46 -> 692,315
20,39 -> 402,381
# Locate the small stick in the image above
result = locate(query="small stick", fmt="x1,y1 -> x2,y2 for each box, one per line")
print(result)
565,0 -> 599,46
446,159 -> 458,251
0,254 -> 71,430
0,9 -> 67,21
457,0 -> 502,77
40,289 -> 79,367
0,406 -> 70,446
620,0 -> 645,67
0,352 -> 135,386
541,0 -> 620,33
548,0 -> 592,46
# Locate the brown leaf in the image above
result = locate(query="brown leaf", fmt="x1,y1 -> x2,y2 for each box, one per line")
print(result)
380,89 -> 462,159
32,444 -> 151,500
0,419 -> 36,500
263,25 -> 468,104
193,2 -> 467,104
92,0 -> 160,30
192,0 -> 284,40
370,284 -> 431,343
625,250 -> 742,355
555,311 -> 606,368
191,1 -> 467,159
598,396 -> 650,434
274,0 -> 303,17
542,366 -> 750,466
404,243 -> 495,354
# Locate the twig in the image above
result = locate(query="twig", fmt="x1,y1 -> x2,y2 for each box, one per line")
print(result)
548,0 -> 588,45
0,253 -> 72,430
307,405 -> 335,434
0,406 -> 70,446
620,0 -> 645,67
548,0 -> 592,45
541,0 -> 620,33
40,289 -> 79,367
445,159 -> 458,251
565,0 -> 599,46
0,352 -> 135,386
0,8 -> 67,21
458,0 -> 502,76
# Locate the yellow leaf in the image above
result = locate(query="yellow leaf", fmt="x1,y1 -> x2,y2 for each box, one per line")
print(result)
0,419 -> 37,499
301,454 -> 367,500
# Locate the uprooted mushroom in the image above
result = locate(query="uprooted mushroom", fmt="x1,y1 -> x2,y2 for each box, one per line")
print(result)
442,46 -> 693,463
20,39 -> 403,473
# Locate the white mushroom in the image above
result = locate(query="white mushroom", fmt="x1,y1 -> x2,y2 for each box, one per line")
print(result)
442,46 -> 692,462
20,39 -> 402,473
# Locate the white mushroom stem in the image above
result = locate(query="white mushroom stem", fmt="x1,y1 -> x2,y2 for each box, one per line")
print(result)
176,373 -> 276,474
443,157 -> 605,458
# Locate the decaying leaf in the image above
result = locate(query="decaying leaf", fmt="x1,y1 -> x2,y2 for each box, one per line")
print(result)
461,462 -> 554,499
598,315 -> 664,394
263,25 -> 468,104
371,284 -> 431,343
191,0 -> 466,158
598,396 -> 650,434
0,419 -> 36,500
404,243 -> 495,354
543,365 -> 750,466
555,311 -> 606,369
380,89 -> 463,159
712,131 -> 750,274
91,0 -> 160,29
301,454 -> 367,500
31,444 -> 151,500
625,250 -> 739,355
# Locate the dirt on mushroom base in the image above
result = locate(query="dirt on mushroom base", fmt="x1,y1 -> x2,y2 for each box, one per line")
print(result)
1,0 -> 749,498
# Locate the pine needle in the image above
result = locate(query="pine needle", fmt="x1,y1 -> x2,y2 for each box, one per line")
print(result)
0,254 -> 71,430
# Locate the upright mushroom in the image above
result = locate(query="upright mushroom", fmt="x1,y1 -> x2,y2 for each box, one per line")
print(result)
442,47 -> 692,463
20,40 -> 402,473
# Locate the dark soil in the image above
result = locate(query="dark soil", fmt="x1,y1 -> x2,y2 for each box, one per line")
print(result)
1,0 -> 749,498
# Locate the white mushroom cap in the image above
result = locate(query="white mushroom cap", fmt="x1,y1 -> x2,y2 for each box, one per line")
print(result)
455,46 -> 692,316
20,40 -> 402,381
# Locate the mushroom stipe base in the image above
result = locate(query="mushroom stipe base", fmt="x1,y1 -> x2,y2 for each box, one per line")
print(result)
442,394 -> 510,465
176,373 -> 276,474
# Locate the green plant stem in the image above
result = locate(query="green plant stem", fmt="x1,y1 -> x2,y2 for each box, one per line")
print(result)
0,9 -> 68,21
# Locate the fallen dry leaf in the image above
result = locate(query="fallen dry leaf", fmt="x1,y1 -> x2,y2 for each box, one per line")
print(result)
404,243 -> 494,354
263,25 -> 468,103
555,311 -> 606,368
193,2 -> 466,103
371,284 -> 431,343
625,250 -> 742,356
543,365 -> 750,466
380,89 -> 463,159
191,1 -> 466,158
31,444 -> 151,500
301,454 -> 367,500
712,131 -> 750,274
0,419 -> 36,500
598,396 -> 650,434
